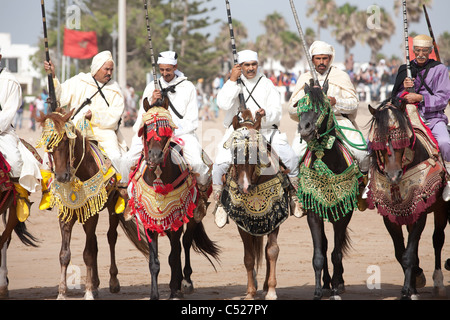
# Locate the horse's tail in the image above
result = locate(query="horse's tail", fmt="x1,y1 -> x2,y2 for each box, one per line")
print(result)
191,221 -> 221,271
13,221 -> 39,247
252,235 -> 264,271
341,226 -> 352,257
118,214 -> 150,260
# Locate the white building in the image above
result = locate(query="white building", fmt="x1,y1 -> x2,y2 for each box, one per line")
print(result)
0,33 -> 41,96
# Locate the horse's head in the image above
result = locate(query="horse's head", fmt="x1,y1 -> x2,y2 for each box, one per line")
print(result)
36,108 -> 77,183
368,97 -> 413,184
225,109 -> 271,193
296,79 -> 333,143
139,100 -> 176,167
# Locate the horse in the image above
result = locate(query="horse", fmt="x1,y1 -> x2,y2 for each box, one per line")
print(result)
294,79 -> 364,300
366,98 -> 448,299
219,108 -> 291,300
0,152 -> 38,297
36,108 -> 148,300
127,99 -> 220,300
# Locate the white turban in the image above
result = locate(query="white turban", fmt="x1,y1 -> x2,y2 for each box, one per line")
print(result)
157,51 -> 178,65
413,34 -> 433,48
237,50 -> 258,64
309,40 -> 335,66
90,50 -> 114,76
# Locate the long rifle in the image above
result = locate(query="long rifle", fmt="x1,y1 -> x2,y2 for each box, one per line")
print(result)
41,0 -> 58,112
143,0 -> 164,109
423,4 -> 441,62
288,0 -> 319,87
402,0 -> 414,93
224,0 -> 247,111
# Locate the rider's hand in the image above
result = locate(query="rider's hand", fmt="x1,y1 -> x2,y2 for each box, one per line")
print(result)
84,110 -> 92,120
44,60 -> 56,78
151,89 -> 162,105
229,64 -> 242,82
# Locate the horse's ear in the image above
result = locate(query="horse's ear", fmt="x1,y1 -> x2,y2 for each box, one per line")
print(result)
143,97 -> 151,112
304,82 -> 311,95
232,115 -> 241,130
368,104 -> 377,115
322,79 -> 329,95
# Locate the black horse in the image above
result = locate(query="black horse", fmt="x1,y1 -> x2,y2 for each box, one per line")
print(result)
367,98 -> 448,299
294,80 -> 364,300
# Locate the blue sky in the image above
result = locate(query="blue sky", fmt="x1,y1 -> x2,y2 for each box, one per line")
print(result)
1,0 -> 448,63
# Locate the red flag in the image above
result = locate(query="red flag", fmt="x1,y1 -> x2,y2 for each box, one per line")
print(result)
408,36 -> 438,61
63,28 -> 98,59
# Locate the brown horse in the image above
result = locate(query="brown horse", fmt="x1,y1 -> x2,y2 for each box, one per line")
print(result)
219,109 -> 291,300
0,153 -> 38,297
367,98 -> 448,299
37,108 -> 148,300
127,100 -> 220,300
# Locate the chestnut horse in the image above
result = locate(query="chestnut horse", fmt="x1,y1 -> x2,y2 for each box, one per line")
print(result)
219,108 -> 291,300
294,80 -> 364,300
127,100 -> 220,300
367,98 -> 448,299
0,153 -> 38,297
37,108 -> 148,300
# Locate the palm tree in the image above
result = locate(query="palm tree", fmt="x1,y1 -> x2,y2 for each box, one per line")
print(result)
438,31 -> 450,65
331,3 -> 364,60
306,0 -> 337,40
394,0 -> 433,22
363,7 -> 396,63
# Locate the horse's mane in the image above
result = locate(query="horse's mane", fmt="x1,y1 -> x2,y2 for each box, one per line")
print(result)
36,107 -> 73,133
368,97 -> 411,143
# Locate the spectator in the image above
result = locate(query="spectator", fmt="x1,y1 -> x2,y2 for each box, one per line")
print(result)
29,100 -> 36,131
14,99 -> 24,129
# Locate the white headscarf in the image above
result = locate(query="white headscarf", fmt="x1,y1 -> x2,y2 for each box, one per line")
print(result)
309,40 -> 335,67
157,51 -> 184,77
237,50 -> 258,64
90,50 -> 114,76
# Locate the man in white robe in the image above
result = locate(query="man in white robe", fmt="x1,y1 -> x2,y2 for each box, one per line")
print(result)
289,41 -> 369,173
42,51 -> 127,212
125,51 -> 211,220
0,50 -> 42,222
213,50 -> 300,227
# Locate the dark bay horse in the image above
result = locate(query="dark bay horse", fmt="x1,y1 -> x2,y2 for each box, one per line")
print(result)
219,108 -> 291,300
0,153 -> 38,297
294,80 -> 364,300
127,101 -> 220,300
37,108 -> 148,300
367,98 -> 448,299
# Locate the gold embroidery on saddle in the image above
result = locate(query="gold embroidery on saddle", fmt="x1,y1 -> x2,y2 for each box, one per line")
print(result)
50,142 -> 116,224
129,148 -> 197,235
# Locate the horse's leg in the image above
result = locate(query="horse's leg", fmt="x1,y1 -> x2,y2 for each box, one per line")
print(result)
238,227 -> 257,300
167,228 -> 183,299
330,212 -> 353,300
148,231 -> 160,300
82,214 -> 100,300
107,208 -> 120,293
57,217 -> 76,300
432,206 -> 447,297
383,216 -> 406,268
401,214 -> 427,300
0,207 -> 18,298
263,227 -> 279,300
307,211 -> 326,300
181,220 -> 196,294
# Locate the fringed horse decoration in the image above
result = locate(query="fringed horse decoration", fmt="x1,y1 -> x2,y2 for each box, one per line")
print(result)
127,101 -> 220,300
294,79 -> 364,300
219,109 -> 291,300
0,152 -> 38,297
367,98 -> 448,299
36,108 -> 148,300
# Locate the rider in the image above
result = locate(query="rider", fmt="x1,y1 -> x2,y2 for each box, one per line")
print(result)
288,41 -> 369,209
0,48 -> 42,222
43,50 -> 128,212
125,51 -> 212,220
213,49 -> 300,227
392,34 -> 450,200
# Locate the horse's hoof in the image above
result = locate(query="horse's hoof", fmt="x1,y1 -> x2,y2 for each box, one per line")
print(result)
56,293 -> 66,300
416,271 -> 426,289
0,286 -> 8,299
330,294 -> 342,300
169,290 -> 184,300
181,279 -> 194,294
265,291 -> 277,300
244,293 -> 255,300
84,290 -> 98,300
337,283 -> 346,294
110,278 -> 121,293
411,294 -> 420,300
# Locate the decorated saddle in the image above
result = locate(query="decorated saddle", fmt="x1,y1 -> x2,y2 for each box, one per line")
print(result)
128,145 -> 198,236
